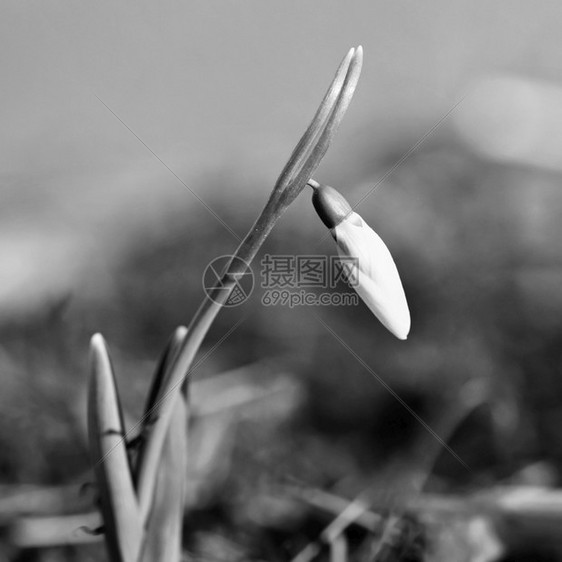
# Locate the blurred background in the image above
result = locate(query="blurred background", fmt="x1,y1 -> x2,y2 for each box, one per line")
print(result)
3,1 -> 562,560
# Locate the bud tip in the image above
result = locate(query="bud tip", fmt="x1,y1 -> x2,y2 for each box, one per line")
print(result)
311,182 -> 353,229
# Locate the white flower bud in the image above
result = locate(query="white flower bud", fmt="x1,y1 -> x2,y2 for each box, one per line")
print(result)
311,182 -> 411,339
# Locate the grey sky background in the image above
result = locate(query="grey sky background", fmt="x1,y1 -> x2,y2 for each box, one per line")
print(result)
2,1 -> 562,313
4,1 -> 561,180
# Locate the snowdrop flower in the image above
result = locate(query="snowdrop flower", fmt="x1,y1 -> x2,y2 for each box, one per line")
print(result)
310,180 -> 410,339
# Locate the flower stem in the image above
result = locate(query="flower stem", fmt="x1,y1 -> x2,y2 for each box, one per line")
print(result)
135,46 -> 363,522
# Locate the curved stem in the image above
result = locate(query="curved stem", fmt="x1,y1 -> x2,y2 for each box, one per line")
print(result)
135,46 -> 364,523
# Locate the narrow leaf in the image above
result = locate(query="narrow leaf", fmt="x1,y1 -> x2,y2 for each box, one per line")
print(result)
88,333 -> 143,562
135,327 -> 188,527
276,47 -> 355,191
142,326 -> 188,428
140,387 -> 188,562
286,46 -> 363,204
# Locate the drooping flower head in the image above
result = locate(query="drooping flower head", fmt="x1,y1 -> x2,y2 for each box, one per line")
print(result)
311,180 -> 411,340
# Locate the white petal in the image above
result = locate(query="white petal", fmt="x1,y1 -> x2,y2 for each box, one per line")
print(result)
334,213 -> 410,339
